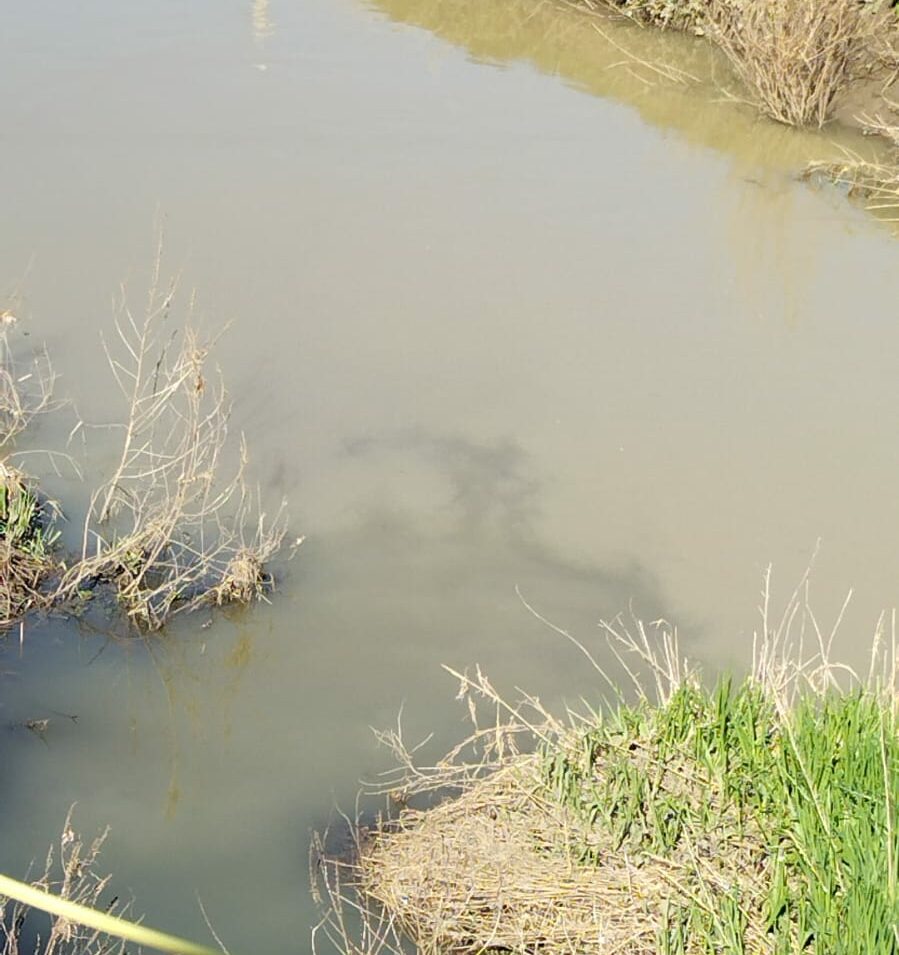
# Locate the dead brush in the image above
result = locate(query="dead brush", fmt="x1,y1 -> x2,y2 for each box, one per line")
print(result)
53,242 -> 287,630
209,546 -> 269,605
598,0 -> 711,32
709,0 -> 891,127
806,153 -> 899,218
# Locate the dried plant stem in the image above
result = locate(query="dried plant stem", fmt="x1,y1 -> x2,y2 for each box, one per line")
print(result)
53,248 -> 286,628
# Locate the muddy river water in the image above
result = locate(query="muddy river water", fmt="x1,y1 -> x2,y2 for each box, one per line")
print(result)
3,0 -> 899,951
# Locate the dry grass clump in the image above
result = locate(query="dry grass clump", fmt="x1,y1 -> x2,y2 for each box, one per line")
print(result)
314,574 -> 899,955
806,153 -> 899,217
208,546 -> 270,606
314,662 -> 755,955
805,117 -> 899,220
352,760 -> 690,954
0,809 -> 131,955
44,244 -> 288,630
53,297 -> 285,627
709,0 -> 891,127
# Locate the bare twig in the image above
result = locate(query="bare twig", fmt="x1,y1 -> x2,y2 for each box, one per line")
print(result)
52,242 -> 288,629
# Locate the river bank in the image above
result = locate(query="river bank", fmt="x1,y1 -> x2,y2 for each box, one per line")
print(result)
584,0 -> 899,131
315,595 -> 899,953
568,0 -> 899,217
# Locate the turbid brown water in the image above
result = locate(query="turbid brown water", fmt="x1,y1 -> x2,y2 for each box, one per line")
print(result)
2,1 -> 899,952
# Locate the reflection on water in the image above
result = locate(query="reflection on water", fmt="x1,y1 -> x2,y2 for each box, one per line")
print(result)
252,0 -> 273,46
366,0 -> 885,169
344,430 -> 540,536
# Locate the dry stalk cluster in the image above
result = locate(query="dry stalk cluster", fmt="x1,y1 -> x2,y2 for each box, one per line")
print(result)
312,626 -> 710,955
709,0 -> 890,127
0,252 -> 288,633
0,809 -> 130,955
53,258 -> 286,629
313,571 -> 899,955
805,115 -> 899,221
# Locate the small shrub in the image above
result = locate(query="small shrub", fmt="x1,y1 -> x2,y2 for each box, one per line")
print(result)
50,244 -> 288,630
805,117 -> 899,223
709,0 -> 890,127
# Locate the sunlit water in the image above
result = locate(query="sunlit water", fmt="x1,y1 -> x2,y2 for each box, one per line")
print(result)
3,0 -> 899,951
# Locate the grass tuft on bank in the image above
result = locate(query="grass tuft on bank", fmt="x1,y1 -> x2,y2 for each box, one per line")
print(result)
314,589 -> 899,955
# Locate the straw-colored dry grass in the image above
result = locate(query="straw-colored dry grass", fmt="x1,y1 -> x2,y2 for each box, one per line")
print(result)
805,116 -> 899,222
597,0 -> 711,32
807,154 -> 899,218
358,760 -> 675,953
0,809 -> 131,955
346,754 -> 777,955
51,240 -> 287,629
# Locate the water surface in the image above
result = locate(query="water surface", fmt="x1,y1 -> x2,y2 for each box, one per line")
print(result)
2,1 -> 899,952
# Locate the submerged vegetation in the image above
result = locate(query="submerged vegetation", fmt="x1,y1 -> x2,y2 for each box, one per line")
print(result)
0,248 -> 288,634
314,585 -> 899,954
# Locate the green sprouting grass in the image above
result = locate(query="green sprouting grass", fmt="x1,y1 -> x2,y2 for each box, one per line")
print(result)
543,679 -> 899,952
0,474 -> 58,559
0,470 -> 59,626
